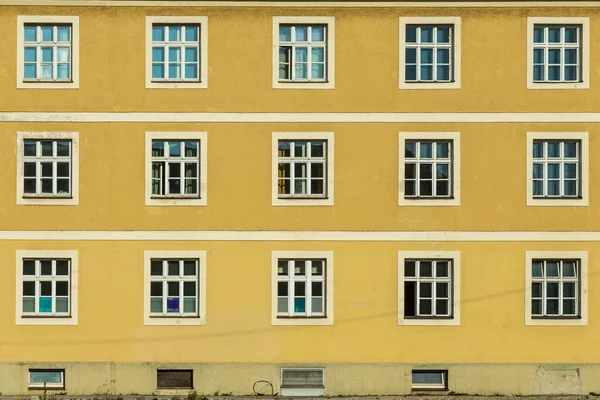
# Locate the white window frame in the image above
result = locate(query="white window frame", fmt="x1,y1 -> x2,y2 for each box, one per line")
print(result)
280,368 -> 325,397
525,251 -> 587,326
271,251 -> 334,326
272,132 -> 334,206
399,17 -> 461,90
272,16 -> 335,90
16,131 -> 79,206
145,16 -> 208,89
399,132 -> 460,206
144,250 -> 206,326
526,132 -> 588,207
16,250 -> 78,326
527,17 -> 589,90
145,132 -> 207,206
28,369 -> 65,390
411,370 -> 448,391
398,251 -> 460,326
16,15 -> 79,89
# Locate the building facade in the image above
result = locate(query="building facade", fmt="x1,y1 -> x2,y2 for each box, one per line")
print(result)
0,0 -> 599,396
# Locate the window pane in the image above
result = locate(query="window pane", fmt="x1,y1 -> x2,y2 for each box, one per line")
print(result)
436,299 -> 448,315
405,142 -> 416,158
278,281 -> 288,296
279,26 -> 291,41
404,261 -> 416,277
413,372 -> 443,385
405,48 -> 416,64
23,260 -> 35,275
548,27 -> 561,43
24,26 -> 37,42
546,261 -> 559,277
152,25 -> 165,41
168,25 -> 181,41
41,26 -> 53,42
436,282 -> 448,298
295,26 -> 307,41
563,299 -> 576,315
183,282 -> 196,296
151,282 -> 163,296
562,261 -> 576,277
168,261 -> 179,276
56,298 -> 68,313
420,27 -> 433,43
23,298 -> 35,313
546,299 -> 559,314
563,282 -> 576,298
23,281 -> 35,296
406,26 -> 417,43
185,25 -> 199,42
565,28 -> 578,43
436,261 -> 449,278
437,26 -> 450,43
420,142 -> 432,158
151,298 -> 163,313
419,299 -> 432,314
547,282 -> 559,297
56,281 -> 68,296
532,282 -> 542,298
311,298 -> 323,313
311,26 -> 325,42
532,261 -> 543,277
564,141 -> 577,158
420,48 -> 433,64
151,260 -> 163,276
277,297 -> 288,313
436,142 -> 449,158
533,27 -> 544,43
419,262 -> 432,278
533,49 -> 544,64
183,298 -> 196,313
41,260 -> 52,275
183,260 -> 196,276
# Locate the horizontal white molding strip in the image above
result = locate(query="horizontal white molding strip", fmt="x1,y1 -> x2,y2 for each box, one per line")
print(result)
0,1 -> 599,7
3,112 -> 600,123
2,231 -> 600,242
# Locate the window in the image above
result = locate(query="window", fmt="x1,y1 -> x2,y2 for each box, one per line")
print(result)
272,251 -> 333,326
412,370 -> 448,391
146,16 -> 208,89
399,17 -> 461,89
525,251 -> 587,326
272,132 -> 334,206
16,250 -> 78,326
144,251 -> 206,326
398,251 -> 460,326
145,132 -> 207,206
280,368 -> 324,397
527,132 -> 588,206
527,18 -> 589,89
29,369 -> 65,390
273,17 -> 335,89
16,132 -> 79,206
399,132 -> 460,206
157,370 -> 193,389
17,16 -> 79,89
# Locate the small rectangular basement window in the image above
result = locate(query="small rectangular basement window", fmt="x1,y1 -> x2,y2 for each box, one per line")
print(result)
412,370 -> 448,390
29,369 -> 65,390
157,369 -> 193,389
280,368 -> 324,397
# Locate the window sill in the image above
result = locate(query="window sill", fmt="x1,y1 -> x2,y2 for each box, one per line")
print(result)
272,196 -> 333,206
17,196 -> 78,206
146,196 -> 207,206
527,197 -> 588,207
528,81 -> 589,90
526,316 -> 587,326
18,81 -> 79,89
399,80 -> 460,90
273,80 -> 334,90
16,316 -> 77,326
146,81 -> 207,89
272,315 -> 333,326
399,196 -> 459,206
28,387 -> 65,391
398,317 -> 459,326
144,315 -> 206,326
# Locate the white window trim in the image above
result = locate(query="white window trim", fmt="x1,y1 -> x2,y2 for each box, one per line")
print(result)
272,132 -> 334,206
527,17 -> 590,90
144,250 -> 207,326
280,367 -> 325,397
145,16 -> 208,89
398,132 -> 460,206
29,369 -> 65,390
16,131 -> 79,206
16,15 -> 79,89
526,132 -> 588,207
16,250 -> 78,326
272,16 -> 335,90
398,251 -> 460,326
399,17 -> 461,90
271,250 -> 334,326
145,132 -> 208,206
525,250 -> 587,326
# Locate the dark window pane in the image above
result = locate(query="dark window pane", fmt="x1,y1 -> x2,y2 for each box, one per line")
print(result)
183,282 -> 196,296
404,261 -> 416,277
404,281 -> 416,317
419,299 -> 432,315
168,282 -> 179,296
419,262 -> 432,277
419,181 -> 433,196
23,281 -> 35,296
56,281 -> 68,296
40,281 -> 52,296
56,260 -> 69,275
278,281 -> 288,296
419,282 -> 432,297
312,282 -> 323,297
168,261 -> 179,276
183,261 -> 196,276
151,260 -> 163,276
294,281 -> 305,296
23,260 -> 36,275
151,282 -> 163,296
40,260 -> 52,275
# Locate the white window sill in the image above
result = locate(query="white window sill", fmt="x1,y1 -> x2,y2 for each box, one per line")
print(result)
273,81 -> 334,90
526,317 -> 587,326
17,82 -> 79,89
144,316 -> 206,326
280,388 -> 325,396
399,81 -> 460,90
146,81 -> 207,89
16,317 -> 78,326
17,197 -> 78,206
272,197 -> 333,206
528,81 -> 589,90
527,197 -> 588,207
146,197 -> 207,206
398,317 -> 459,326
399,197 -> 460,206
272,316 -> 333,326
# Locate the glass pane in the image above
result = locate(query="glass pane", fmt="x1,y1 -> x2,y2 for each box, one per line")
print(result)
184,25 -> 199,41
57,163 -> 69,177
437,26 -> 450,43
23,281 -> 35,296
278,260 -> 288,275
564,141 -> 577,158
150,282 -> 163,296
420,27 -> 433,43
279,26 -> 291,41
295,26 -> 307,41
532,282 -> 542,298
152,47 -> 165,62
278,281 -> 288,296
311,298 -> 323,313
55,281 -> 68,296
419,261 -> 432,277
532,261 -> 543,277
56,141 -> 70,156
406,26 -> 417,43
168,261 -> 179,275
420,181 -> 433,196
533,65 -> 544,81
311,26 -> 325,42
565,28 -> 578,43
56,297 -> 68,313
548,27 -> 561,43
436,299 -> 448,315
39,296 -> 52,312
420,142 -> 432,158
436,261 -> 449,277
404,261 -> 416,277
151,298 -> 163,313
294,297 -> 306,313
565,49 -> 577,65
546,299 -> 559,315
169,47 -> 180,62
295,63 -> 307,79
564,66 -> 577,81
24,47 -> 36,62
166,297 -> 179,312
23,163 -> 36,177
405,142 -> 416,158
57,26 -> 70,42
419,299 -> 432,314
436,282 -> 448,298
533,27 -> 544,43
294,281 -> 305,296
436,142 -> 449,158
30,371 -> 62,384
183,282 -> 196,296
40,260 -> 52,275
548,163 -> 560,179
437,48 -> 449,64
420,282 -> 432,297
312,282 -> 323,297
311,260 -> 324,275
562,261 -> 576,277
405,48 -> 416,64
436,65 -> 449,81
548,66 -> 560,81
413,372 -> 443,385
533,49 -> 544,64
436,164 -> 449,179
311,141 -> 324,157
183,260 -> 196,276
548,180 -> 560,196
405,65 -> 416,81
152,25 -> 165,41
547,282 -> 559,297
151,260 -> 163,276
152,64 -> 165,79
563,299 -> 576,315
184,62 -> 197,79
24,26 -> 37,41
420,48 -> 433,64
532,299 -> 542,315
183,298 -> 196,313
23,297 -> 35,313
168,25 -> 181,41
185,47 -> 198,63
546,261 -> 559,277
277,297 -> 288,313
420,164 -> 432,179
533,164 -> 544,179
41,26 -> 53,42
168,64 -> 179,79
294,261 -> 306,275
23,260 -> 36,275
311,64 -> 324,79
405,164 -> 416,179
563,282 -> 576,298
41,47 -> 53,62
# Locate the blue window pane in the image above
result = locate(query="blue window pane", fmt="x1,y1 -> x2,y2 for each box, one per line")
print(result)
533,142 -> 543,158
166,297 -> 179,313
169,141 -> 181,157
24,26 -> 37,42
24,47 -> 37,62
533,65 -> 544,81
564,142 -> 577,158
311,47 -> 324,62
405,142 -> 416,158
311,26 -> 325,42
168,25 -> 181,41
564,66 -> 577,81
41,26 -> 53,42
311,64 -> 324,79
437,65 -> 449,81
533,180 -> 544,196
185,47 -> 198,63
420,65 -> 433,81
405,65 -> 416,81
41,47 -> 53,62
295,63 -> 307,79
548,164 -> 560,179
436,142 -> 449,158
184,63 -> 198,79
168,47 -> 180,62
406,26 -> 417,43
405,48 -> 416,64
279,26 -> 291,41
295,26 -> 307,41
533,49 -> 544,64
437,48 -> 449,64
420,142 -> 432,158
24,64 -> 36,79
420,27 -> 433,43
548,66 -> 560,81
564,163 -> 577,179
548,49 -> 560,64
57,26 -> 70,42
184,25 -> 198,41
39,297 -> 52,313
533,163 -> 544,179
564,49 -> 577,64
565,28 -> 578,43
420,48 -> 433,64
437,27 -> 450,43
152,64 -> 165,79
168,64 -> 179,79
57,64 -> 70,79
152,47 -> 165,62
295,47 -> 307,62
152,25 -> 165,41
533,27 -> 544,43
294,297 -> 306,313
548,27 -> 561,43
548,180 -> 560,196
547,142 -> 560,158
41,64 -> 53,79
564,181 -> 577,196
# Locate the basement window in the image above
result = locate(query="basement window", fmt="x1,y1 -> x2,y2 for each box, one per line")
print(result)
412,370 -> 448,390
157,370 -> 193,389
29,369 -> 65,390
280,368 -> 324,396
